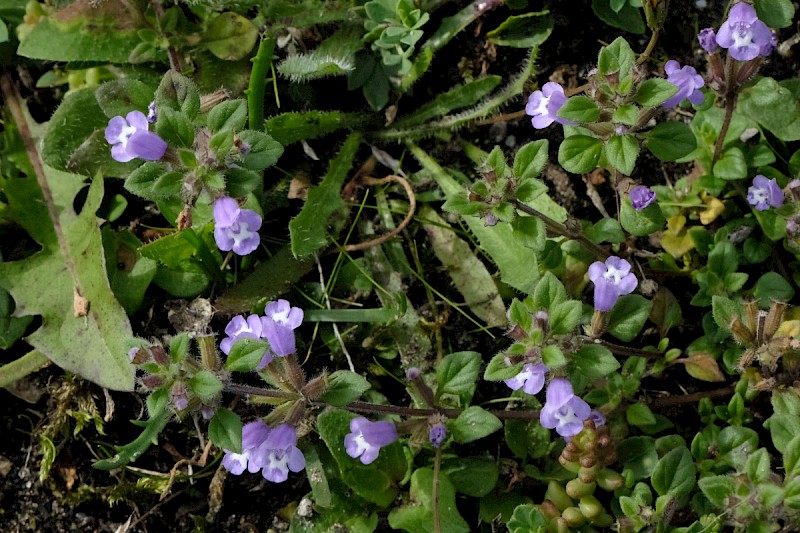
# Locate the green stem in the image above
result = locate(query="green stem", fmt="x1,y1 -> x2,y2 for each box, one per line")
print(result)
433,446 -> 442,533
0,350 -> 50,389
247,36 -> 275,131
636,29 -> 659,66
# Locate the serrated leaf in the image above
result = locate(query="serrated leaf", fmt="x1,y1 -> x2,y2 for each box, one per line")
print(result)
486,10 -> 553,48
322,371 -> 371,407
652,447 -> 695,497
388,468 -> 470,533
605,134 -> 639,175
208,408 -> 242,453
436,351 -> 481,402
290,133 -> 360,257
207,99 -> 247,132
421,206 -> 506,326
450,406 -> 502,443
606,294 -> 652,342
395,76 -> 502,128
644,121 -> 697,161
558,135 -> 602,174
409,143 -> 541,295
484,353 -> 523,381
17,5 -> 149,62
203,12 -> 258,60
513,140 -> 549,181
265,111 -> 366,146
571,344 -> 620,378
0,168 -> 135,391
635,78 -> 679,106
755,0 -> 796,27
533,272 -> 567,311
558,96 -> 601,123
225,338 -> 270,372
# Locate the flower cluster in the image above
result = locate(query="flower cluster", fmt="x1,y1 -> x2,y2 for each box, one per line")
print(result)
747,175 -> 784,211
344,417 -> 398,464
662,60 -> 705,109
588,256 -> 638,312
525,82 -> 576,129
222,421 -> 305,482
220,299 -> 304,369
699,3 -> 774,61
213,197 -> 263,256
105,111 -> 167,163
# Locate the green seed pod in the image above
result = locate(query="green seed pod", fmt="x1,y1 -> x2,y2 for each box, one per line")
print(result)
545,481 -> 573,511
597,468 -> 625,491
578,495 -> 603,519
566,478 -> 596,499
578,465 -> 598,483
561,506 -> 587,527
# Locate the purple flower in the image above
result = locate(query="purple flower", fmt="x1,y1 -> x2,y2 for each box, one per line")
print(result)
588,257 -> 638,312
170,381 -> 188,411
504,363 -> 548,395
588,410 -> 606,428
429,423 -> 446,448
344,417 -> 398,465
715,3 -> 773,61
213,197 -> 262,256
662,60 -> 705,108
260,300 -> 304,361
105,111 -> 167,162
747,175 -> 784,211
629,185 -> 656,211
698,28 -> 718,54
250,424 -> 306,483
540,378 -> 591,438
222,420 -> 270,475
220,314 -> 263,355
147,101 -> 157,124
525,82 -> 577,129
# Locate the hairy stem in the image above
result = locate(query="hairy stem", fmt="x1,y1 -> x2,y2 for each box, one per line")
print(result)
223,382 -> 541,420
712,55 -> 738,165
510,199 -> 609,260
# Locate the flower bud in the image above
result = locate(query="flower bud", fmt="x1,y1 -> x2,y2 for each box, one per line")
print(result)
170,381 -> 189,411
129,347 -> 150,364
533,310 -> 550,336
428,422 -> 447,448
301,372 -> 328,402
140,374 -> 163,390
151,345 -> 169,366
